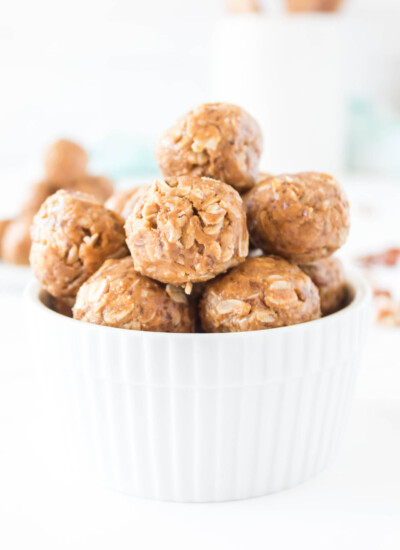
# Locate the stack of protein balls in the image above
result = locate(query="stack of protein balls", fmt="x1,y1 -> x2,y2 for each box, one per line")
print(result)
0,140 -> 114,265
30,103 -> 351,333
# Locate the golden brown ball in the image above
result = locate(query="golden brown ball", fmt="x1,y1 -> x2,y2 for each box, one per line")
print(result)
244,172 -> 350,263
1,215 -> 32,265
125,176 -> 249,286
200,255 -> 321,332
73,257 -> 195,332
44,139 -> 88,185
156,103 -> 263,193
30,190 -> 128,300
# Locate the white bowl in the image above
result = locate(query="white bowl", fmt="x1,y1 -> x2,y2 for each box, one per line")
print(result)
24,268 -> 371,502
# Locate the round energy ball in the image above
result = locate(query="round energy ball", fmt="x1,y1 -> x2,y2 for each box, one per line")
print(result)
21,180 -> 61,215
44,139 -> 88,185
200,256 -> 321,332
156,103 -> 263,193
30,190 -> 128,300
73,257 -> 195,333
1,214 -> 32,265
300,256 -> 347,316
105,186 -> 147,219
22,175 -> 114,217
125,176 -> 249,286
244,172 -> 350,263
68,175 -> 114,204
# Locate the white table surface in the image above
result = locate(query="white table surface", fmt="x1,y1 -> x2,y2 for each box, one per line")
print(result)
0,177 -> 399,549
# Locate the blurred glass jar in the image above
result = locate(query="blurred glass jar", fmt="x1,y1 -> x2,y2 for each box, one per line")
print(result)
344,13 -> 400,177
211,14 -> 344,174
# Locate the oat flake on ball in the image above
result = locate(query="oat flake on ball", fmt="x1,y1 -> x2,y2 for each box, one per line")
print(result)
200,256 -> 321,333
244,172 -> 350,264
125,175 -> 249,286
156,103 -> 263,193
73,257 -> 195,332
30,190 -> 128,300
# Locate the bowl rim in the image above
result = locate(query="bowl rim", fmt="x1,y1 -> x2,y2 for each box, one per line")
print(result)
24,266 -> 371,340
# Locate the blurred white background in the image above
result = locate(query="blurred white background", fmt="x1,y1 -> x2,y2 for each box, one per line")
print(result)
1,0 -> 400,216
0,0 -> 222,199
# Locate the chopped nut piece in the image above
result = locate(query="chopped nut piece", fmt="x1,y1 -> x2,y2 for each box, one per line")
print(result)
376,305 -> 400,327
357,248 -> 400,268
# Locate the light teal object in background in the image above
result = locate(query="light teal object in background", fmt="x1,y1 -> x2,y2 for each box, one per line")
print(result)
90,105 -> 400,182
89,134 -> 159,181
347,98 -> 400,178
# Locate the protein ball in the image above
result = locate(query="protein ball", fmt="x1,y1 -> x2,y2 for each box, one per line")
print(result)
21,180 -> 61,215
200,256 -> 321,332
105,186 -> 147,219
244,172 -> 350,263
1,215 -> 32,265
300,256 -> 347,315
73,257 -> 195,333
44,139 -> 88,185
68,175 -> 114,204
30,190 -> 128,300
125,176 -> 249,286
156,103 -> 263,193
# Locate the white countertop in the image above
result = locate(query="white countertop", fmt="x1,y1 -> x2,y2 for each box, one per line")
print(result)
0,177 -> 399,549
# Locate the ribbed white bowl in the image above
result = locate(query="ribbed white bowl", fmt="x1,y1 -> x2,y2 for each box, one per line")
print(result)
24,269 -> 371,502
